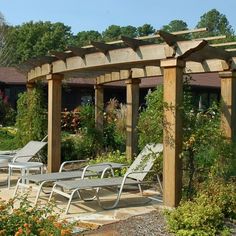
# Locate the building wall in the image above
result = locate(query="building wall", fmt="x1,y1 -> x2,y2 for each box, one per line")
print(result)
3,83 -> 220,112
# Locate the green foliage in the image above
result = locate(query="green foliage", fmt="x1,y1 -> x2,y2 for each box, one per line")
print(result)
15,87 -> 47,146
78,104 -> 95,130
162,20 -> 188,33
102,25 -> 122,41
0,94 -> 16,126
89,150 -> 129,176
89,150 -> 128,165
61,134 -> 78,162
102,24 -> 154,41
103,99 -> 126,152
120,25 -> 138,38
74,128 -> 103,160
0,127 -> 18,150
61,128 -> 103,162
0,14 -> 13,66
75,30 -> 102,47
165,180 -> 236,236
137,24 -> 155,36
6,21 -> 73,65
196,9 -> 234,37
0,195 -> 73,235
138,86 -> 163,150
103,123 -> 125,152
138,78 -> 236,199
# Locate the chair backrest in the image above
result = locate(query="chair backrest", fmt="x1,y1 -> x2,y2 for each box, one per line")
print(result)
13,141 -> 47,162
126,143 -> 163,181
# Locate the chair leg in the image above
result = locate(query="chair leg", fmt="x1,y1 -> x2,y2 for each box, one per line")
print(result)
8,167 -> 12,189
138,184 -> 143,196
95,185 -> 123,210
48,185 -> 55,202
157,174 -> 163,194
34,181 -> 46,205
12,178 -> 21,198
65,189 -> 78,214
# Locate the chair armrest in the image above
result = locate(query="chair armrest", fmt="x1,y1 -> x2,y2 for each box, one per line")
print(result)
0,154 -> 14,159
59,159 -> 89,172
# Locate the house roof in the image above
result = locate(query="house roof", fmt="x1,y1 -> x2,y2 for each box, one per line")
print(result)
0,67 -> 26,85
0,67 -> 220,89
102,73 -> 220,89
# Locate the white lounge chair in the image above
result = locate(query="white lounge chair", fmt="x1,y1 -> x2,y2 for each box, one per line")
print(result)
0,141 -> 47,187
49,143 -> 163,214
13,161 -> 124,204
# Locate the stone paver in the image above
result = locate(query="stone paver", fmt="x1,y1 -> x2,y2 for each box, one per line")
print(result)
0,172 -> 163,230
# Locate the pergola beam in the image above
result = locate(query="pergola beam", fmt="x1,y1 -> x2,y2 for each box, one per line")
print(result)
91,41 -> 121,54
50,51 -> 73,61
67,46 -> 90,58
181,44 -> 232,62
121,36 -> 152,50
211,41 -> 236,47
195,35 -> 226,41
158,30 -> 185,46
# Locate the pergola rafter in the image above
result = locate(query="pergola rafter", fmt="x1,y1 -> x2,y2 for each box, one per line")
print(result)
22,28 -> 236,208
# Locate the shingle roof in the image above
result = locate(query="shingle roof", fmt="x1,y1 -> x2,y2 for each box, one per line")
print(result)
104,73 -> 220,88
0,67 -> 26,84
0,67 -> 220,88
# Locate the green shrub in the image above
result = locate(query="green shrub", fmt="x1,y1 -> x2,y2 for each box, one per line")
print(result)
61,128 -> 103,162
61,134 -> 78,162
89,150 -> 128,176
0,92 -> 16,126
78,104 -> 95,129
15,86 -> 47,146
89,150 -> 128,165
165,180 -> 236,236
0,127 -> 18,150
103,123 -> 125,152
138,86 -> 163,150
103,99 -> 126,152
0,195 -> 73,235
74,128 -> 103,160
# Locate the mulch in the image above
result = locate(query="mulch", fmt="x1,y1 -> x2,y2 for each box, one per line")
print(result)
80,210 -> 172,236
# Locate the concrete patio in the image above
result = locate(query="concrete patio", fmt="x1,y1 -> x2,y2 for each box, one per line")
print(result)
0,172 -> 163,232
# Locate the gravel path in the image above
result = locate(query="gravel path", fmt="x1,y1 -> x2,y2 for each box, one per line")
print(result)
82,210 -> 172,236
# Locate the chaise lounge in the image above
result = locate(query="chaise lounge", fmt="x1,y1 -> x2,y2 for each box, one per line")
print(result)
49,143 -> 163,214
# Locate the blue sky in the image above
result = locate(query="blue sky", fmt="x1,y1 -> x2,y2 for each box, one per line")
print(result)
0,0 -> 235,34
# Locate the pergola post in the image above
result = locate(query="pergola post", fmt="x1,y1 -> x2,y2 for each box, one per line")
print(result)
47,74 -> 63,172
219,71 -> 236,143
125,78 -> 141,161
160,58 -> 185,207
26,82 -> 35,92
94,84 -> 104,132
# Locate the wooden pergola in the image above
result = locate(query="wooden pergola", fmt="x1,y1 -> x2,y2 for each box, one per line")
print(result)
23,28 -> 236,208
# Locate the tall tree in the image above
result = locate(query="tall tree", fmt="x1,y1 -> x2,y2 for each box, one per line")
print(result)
0,12 -> 12,66
162,20 -> 188,33
137,24 -> 155,36
196,9 -> 234,37
102,25 -> 122,41
103,25 -> 138,42
121,25 -> 138,38
76,30 -> 102,47
6,21 -> 74,65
